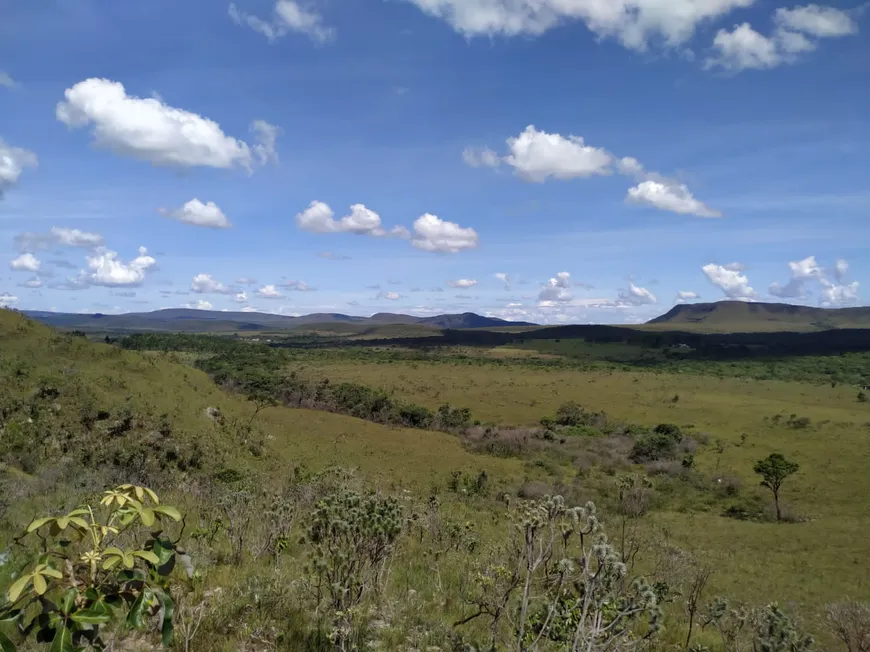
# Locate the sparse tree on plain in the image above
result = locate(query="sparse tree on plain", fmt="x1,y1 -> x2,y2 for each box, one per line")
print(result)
753,454 -> 799,522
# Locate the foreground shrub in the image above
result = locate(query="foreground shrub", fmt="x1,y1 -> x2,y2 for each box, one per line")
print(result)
825,600 -> 870,652
0,484 -> 185,651
303,488 -> 403,649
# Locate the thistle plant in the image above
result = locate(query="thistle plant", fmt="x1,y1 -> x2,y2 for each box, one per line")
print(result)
0,484 -> 185,651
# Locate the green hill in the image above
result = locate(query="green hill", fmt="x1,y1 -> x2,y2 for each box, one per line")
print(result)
648,300 -> 870,332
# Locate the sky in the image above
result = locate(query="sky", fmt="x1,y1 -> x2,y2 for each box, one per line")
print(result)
0,0 -> 868,325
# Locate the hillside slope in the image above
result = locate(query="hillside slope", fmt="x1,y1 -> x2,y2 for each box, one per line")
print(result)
648,300 -> 870,331
0,309 -> 520,490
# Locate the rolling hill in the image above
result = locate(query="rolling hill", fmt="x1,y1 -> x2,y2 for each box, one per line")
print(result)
647,300 -> 870,332
21,308 -> 536,333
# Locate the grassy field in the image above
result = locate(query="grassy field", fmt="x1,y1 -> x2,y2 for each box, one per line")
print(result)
294,356 -> 870,618
4,311 -> 870,649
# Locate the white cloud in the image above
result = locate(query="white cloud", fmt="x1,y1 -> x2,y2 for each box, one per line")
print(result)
378,291 -> 401,301
618,281 -> 657,305
234,291 -> 248,304
251,120 -> 280,164
159,199 -> 231,229
0,72 -> 16,89
20,277 -> 43,289
470,127 -> 720,217
707,5 -> 857,72
702,262 -> 757,300
15,227 -> 105,253
0,138 -> 38,198
769,255 -> 823,298
447,279 -> 478,288
820,279 -> 859,307
539,271 -> 573,305
462,146 -> 501,168
675,290 -> 700,304
775,4 -> 857,37
402,0 -> 755,51
0,293 -> 18,308
627,180 -> 722,218
56,78 -> 276,171
229,1 -> 335,43
256,284 -> 284,299
191,273 -> 233,294
295,201 -> 408,237
186,300 -> 214,311
504,125 -> 613,182
236,277 -> 258,286
11,253 -> 40,272
81,246 -> 157,287
241,306 -> 260,313
495,272 -> 511,288
411,214 -> 479,253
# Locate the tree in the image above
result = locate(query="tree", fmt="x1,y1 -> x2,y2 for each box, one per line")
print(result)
753,454 -> 799,521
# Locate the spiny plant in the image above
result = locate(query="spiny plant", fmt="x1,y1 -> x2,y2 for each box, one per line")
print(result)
0,484 -> 185,651
302,487 -> 403,650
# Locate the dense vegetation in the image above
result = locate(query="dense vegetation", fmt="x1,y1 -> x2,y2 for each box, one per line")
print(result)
3,311 -> 870,650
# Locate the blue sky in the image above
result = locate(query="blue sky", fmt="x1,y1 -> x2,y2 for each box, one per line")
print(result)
0,0 -> 867,324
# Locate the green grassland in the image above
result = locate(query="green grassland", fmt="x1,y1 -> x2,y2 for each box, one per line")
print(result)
4,311 -> 870,650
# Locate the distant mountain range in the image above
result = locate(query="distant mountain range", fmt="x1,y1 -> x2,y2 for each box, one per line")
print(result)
648,301 -> 870,330
21,308 -> 537,333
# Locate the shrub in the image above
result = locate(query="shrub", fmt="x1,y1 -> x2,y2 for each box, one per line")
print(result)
303,488 -> 403,647
713,474 -> 742,498
859,391 -> 867,403
0,485 -> 185,651
825,600 -> 870,652
631,432 -> 680,463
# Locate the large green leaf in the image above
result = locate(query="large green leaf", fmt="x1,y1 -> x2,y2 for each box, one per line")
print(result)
0,610 -> 21,625
59,589 -> 77,616
6,576 -> 30,603
26,517 -> 53,533
153,506 -> 181,522
69,609 -> 111,625
126,588 -> 150,630
0,630 -> 15,652
131,550 -> 160,565
49,626 -> 74,652
156,591 -> 175,646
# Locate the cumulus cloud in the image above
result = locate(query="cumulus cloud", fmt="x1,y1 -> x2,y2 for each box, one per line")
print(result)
411,214 -> 479,253
462,147 -> 501,168
11,253 -> 40,272
447,279 -> 478,288
768,255 -> 859,306
251,120 -> 280,164
538,271 -> 573,305
236,277 -> 258,286
675,290 -> 700,304
229,0 -> 335,43
0,138 -> 38,198
468,126 -> 720,217
702,262 -> 757,300
0,293 -> 18,308
504,125 -> 613,182
256,284 -> 283,299
296,201 -> 408,237
80,247 -> 157,287
495,272 -> 511,289
618,281 -> 657,306
159,199 -> 231,229
56,78 -> 277,171
377,291 -> 401,301
707,5 -> 857,72
187,300 -> 214,311
627,180 -> 721,218
234,291 -> 248,304
402,0 -> 755,51
769,255 -> 823,298
191,273 -> 233,294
